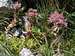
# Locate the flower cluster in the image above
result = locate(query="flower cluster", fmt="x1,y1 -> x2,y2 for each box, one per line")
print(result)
48,11 -> 67,27
27,8 -> 38,17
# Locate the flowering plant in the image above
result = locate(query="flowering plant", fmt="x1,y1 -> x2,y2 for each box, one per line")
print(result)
48,11 -> 68,56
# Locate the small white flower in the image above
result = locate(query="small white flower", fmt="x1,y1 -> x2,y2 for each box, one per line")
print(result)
20,48 -> 34,56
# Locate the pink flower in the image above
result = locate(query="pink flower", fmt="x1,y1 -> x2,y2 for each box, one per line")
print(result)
48,11 -> 67,27
27,8 -> 38,17
12,1 -> 21,10
28,12 -> 35,17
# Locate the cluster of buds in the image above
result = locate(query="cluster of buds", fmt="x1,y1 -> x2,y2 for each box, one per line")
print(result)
26,8 -> 38,17
48,11 -> 67,27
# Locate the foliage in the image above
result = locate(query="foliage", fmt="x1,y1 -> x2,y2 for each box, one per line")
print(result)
0,0 -> 75,56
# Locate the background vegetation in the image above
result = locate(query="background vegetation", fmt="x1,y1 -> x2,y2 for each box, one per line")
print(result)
0,0 -> 75,56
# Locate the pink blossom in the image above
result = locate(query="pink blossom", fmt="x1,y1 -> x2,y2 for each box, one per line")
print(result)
48,11 -> 67,27
27,8 -> 38,17
28,12 -> 35,17
12,1 -> 21,10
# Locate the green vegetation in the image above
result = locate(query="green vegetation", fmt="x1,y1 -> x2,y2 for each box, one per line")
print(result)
0,0 -> 75,56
